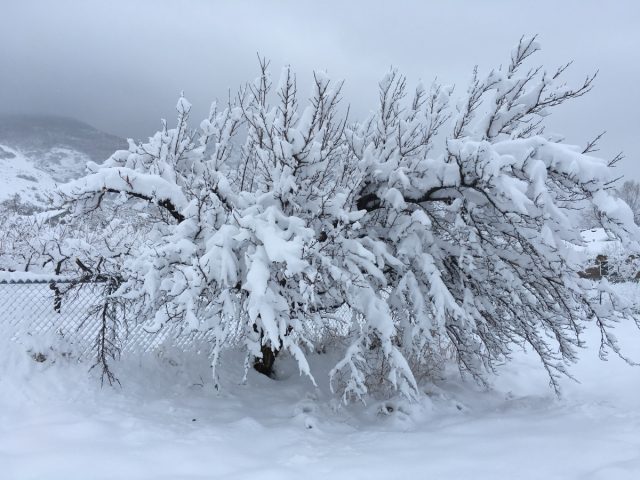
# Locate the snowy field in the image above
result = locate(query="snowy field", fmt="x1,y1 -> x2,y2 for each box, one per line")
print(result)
1,291 -> 640,480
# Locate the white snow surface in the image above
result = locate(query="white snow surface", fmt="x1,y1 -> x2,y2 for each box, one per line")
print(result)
0,143 -> 99,209
0,144 -> 57,206
2,290 -> 640,480
579,228 -> 621,255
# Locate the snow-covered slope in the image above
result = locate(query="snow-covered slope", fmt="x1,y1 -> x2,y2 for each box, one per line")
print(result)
0,114 -> 126,177
0,115 -> 125,209
0,144 -> 57,207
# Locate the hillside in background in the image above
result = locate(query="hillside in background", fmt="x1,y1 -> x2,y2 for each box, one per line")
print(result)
0,114 -> 126,170
0,114 -> 126,209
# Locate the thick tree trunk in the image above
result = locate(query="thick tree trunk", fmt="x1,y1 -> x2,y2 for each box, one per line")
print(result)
253,343 -> 279,378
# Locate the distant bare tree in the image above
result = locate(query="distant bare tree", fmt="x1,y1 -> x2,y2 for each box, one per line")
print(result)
617,180 -> 640,225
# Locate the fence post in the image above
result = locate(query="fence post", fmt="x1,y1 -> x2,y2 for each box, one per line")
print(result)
49,281 -> 62,313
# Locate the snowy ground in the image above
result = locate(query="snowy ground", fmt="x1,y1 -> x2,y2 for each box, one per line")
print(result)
0,144 -> 57,207
1,310 -> 640,479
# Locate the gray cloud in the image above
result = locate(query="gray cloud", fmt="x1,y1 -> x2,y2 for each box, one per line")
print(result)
1,0 -> 638,177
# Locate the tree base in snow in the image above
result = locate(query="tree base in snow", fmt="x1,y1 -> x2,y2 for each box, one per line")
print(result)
253,345 -> 279,378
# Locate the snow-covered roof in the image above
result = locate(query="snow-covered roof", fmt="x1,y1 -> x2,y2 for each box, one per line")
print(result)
578,228 -> 621,255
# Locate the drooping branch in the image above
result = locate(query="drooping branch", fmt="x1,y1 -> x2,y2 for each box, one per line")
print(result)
103,188 -> 186,223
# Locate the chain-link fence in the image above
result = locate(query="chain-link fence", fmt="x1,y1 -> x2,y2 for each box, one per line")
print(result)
1,278 -> 101,358
0,275 -> 217,361
0,273 -> 355,367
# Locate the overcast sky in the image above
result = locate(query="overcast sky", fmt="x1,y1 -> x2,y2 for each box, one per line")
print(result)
2,0 -> 639,178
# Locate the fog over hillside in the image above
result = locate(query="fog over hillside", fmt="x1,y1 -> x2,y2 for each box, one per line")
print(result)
0,114 -> 126,167
0,115 -> 126,208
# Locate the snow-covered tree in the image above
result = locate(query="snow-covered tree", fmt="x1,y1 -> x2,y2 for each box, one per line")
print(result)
54,37 -> 639,400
